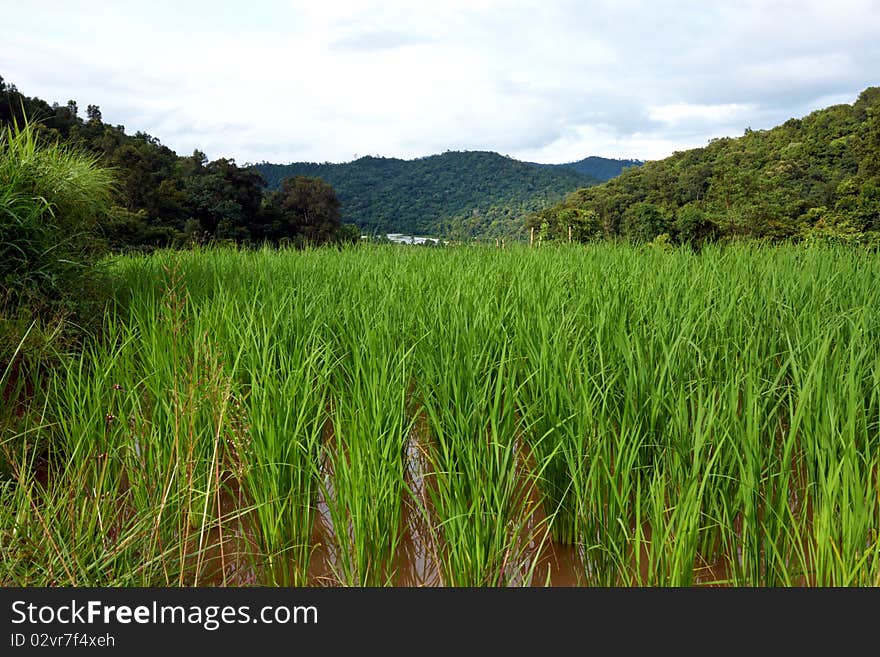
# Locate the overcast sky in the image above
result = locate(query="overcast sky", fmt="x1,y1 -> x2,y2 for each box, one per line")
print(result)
2,0 -> 879,164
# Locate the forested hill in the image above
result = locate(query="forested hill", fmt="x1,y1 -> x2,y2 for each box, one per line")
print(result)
252,151 -> 613,239
0,77 -> 361,249
529,87 -> 880,245
0,76 -> 640,244
531,156 -> 644,180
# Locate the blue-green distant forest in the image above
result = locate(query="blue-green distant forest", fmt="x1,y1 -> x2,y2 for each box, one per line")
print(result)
0,76 -> 638,247
7,75 -> 875,252
252,154 -> 640,239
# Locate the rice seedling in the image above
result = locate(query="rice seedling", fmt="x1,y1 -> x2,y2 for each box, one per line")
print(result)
1,242 -> 878,587
228,292 -> 330,586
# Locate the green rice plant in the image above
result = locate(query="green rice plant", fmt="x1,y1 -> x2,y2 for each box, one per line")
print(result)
231,295 -> 330,586
417,347 -> 532,586
411,255 -> 541,586
308,251 -> 422,585
322,337 -> 415,585
515,272 -> 591,546
2,241 -> 879,587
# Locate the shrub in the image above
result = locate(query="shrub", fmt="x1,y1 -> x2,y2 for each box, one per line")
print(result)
0,117 -> 115,364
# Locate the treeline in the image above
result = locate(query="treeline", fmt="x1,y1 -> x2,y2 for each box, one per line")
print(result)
529,87 -> 880,247
252,151 -> 599,239
531,155 -> 643,180
0,77 -> 356,251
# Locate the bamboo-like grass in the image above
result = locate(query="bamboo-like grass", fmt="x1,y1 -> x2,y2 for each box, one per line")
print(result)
1,242 -> 878,586
1,116 -> 113,306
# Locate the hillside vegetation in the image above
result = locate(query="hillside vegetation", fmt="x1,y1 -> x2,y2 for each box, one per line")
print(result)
0,76 -> 641,244
0,77 -> 355,250
530,87 -> 880,246
531,155 -> 643,180
253,151 -> 601,239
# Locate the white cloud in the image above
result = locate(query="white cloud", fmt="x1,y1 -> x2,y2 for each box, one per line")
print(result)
1,0 -> 878,163
648,103 -> 755,127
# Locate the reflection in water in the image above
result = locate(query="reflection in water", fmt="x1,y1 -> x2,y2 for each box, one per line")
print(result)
203,433 -> 798,587
301,430 -> 590,586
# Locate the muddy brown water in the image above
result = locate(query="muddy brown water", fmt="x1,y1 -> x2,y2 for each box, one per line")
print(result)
299,434 -> 824,587
21,417 -> 824,587
115,435 -> 757,587
306,431 -> 443,586
304,431 -> 586,586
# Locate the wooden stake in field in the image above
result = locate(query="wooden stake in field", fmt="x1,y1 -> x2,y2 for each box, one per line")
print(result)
530,227 -> 534,247
568,225 -> 572,243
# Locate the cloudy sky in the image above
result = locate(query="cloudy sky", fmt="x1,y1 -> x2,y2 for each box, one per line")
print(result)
2,0 -> 879,164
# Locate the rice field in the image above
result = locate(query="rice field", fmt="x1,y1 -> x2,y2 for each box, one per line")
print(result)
2,242 -> 879,586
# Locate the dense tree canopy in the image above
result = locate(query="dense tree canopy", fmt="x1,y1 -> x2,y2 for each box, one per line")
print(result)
1,76 -> 643,245
11,76 -> 877,249
261,176 -> 342,245
0,77 -> 354,250
252,151 -> 609,239
530,87 -> 880,247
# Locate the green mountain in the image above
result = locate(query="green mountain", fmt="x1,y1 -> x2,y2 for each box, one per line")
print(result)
531,156 -> 644,180
252,151 -> 635,239
530,87 -> 880,245
1,76 -> 641,244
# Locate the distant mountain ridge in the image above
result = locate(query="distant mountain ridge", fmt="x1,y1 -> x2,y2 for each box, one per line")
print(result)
0,76 -> 642,245
251,151 -> 641,239
530,156 -> 644,180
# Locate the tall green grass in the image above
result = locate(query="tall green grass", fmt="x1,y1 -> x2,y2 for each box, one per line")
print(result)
0,116 -> 113,307
1,243 -> 878,586
1,115 -> 115,389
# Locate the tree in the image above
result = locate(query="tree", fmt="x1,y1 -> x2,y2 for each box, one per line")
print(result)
335,223 -> 362,244
624,202 -> 668,242
674,203 -> 717,249
266,176 -> 341,245
182,157 -> 265,241
86,104 -> 102,124
568,208 -> 603,241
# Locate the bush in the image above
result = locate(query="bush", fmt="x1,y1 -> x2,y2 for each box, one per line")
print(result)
0,117 -> 115,362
